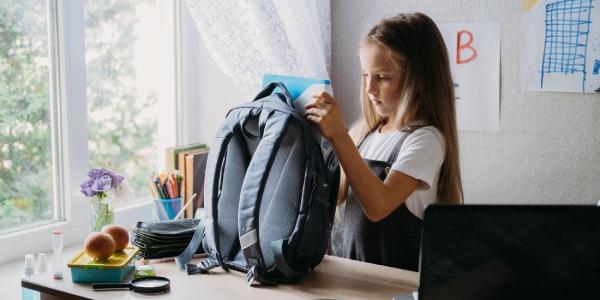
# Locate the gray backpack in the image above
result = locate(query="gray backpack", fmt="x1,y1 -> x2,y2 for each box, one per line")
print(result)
176,82 -> 340,285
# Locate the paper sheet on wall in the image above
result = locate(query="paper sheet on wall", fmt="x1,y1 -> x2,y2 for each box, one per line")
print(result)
439,23 -> 500,131
521,0 -> 600,93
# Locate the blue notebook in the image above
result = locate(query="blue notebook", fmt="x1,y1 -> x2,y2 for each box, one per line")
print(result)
262,74 -> 331,100
262,74 -> 333,114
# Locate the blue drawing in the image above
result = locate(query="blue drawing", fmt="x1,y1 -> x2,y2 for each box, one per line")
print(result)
454,83 -> 461,100
540,0 -> 595,92
593,59 -> 600,74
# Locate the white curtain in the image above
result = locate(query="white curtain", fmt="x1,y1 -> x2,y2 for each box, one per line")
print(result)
185,0 -> 331,98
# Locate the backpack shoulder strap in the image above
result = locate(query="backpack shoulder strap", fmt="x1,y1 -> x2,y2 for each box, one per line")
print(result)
238,109 -> 292,285
198,108 -> 253,270
175,221 -> 205,270
176,126 -> 232,271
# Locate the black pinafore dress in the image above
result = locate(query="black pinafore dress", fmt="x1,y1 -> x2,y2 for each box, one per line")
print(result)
330,130 -> 423,271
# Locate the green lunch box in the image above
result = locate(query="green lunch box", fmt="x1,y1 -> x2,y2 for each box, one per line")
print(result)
67,246 -> 138,283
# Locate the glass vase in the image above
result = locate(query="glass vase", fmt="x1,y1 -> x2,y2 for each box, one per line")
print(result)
91,194 -> 114,232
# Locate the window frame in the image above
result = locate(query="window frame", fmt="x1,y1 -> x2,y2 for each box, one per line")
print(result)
0,0 -> 191,264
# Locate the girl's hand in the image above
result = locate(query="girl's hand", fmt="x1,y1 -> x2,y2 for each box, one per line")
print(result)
305,92 -> 347,142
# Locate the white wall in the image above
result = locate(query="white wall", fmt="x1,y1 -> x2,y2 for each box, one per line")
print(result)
331,0 -> 600,204
189,0 -> 600,205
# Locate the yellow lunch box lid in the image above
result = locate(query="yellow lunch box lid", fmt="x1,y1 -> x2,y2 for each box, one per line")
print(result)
68,246 -> 138,269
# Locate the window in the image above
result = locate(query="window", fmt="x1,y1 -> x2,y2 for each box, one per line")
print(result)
0,0 -> 56,233
84,0 -> 177,199
0,0 -> 182,262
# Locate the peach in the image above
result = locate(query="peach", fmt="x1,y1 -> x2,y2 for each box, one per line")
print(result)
101,224 -> 129,252
84,232 -> 115,260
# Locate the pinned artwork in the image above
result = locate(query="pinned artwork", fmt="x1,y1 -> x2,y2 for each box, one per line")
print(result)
521,0 -> 600,93
439,23 -> 501,131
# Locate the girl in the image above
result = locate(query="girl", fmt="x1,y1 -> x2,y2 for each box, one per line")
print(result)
305,12 -> 463,271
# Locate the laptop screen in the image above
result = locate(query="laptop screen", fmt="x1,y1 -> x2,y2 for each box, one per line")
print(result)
419,205 -> 600,300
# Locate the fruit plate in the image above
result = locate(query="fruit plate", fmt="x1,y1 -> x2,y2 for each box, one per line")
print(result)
68,246 -> 139,283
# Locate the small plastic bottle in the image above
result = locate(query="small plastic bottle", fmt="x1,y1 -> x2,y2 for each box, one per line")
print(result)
23,254 -> 35,277
52,231 -> 64,280
36,253 -> 47,274
22,254 -> 40,300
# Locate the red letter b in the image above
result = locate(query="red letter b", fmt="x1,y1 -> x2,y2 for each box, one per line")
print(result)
456,30 -> 477,64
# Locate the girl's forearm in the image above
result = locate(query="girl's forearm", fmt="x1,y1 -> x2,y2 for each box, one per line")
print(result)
331,132 -> 391,221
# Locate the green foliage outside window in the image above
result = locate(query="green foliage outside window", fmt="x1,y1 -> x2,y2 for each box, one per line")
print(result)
0,0 -> 160,232
85,0 -> 158,200
0,0 -> 53,231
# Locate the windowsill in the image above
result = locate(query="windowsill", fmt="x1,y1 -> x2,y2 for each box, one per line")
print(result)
0,221 -> 89,264
0,200 -> 155,266
1,201 -> 203,299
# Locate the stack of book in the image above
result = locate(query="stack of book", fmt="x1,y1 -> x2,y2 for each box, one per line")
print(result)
165,143 -> 209,219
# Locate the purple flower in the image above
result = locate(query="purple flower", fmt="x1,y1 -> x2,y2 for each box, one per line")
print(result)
80,168 -> 125,198
80,179 -> 95,197
111,173 -> 124,186
91,175 -> 113,193
87,168 -> 106,179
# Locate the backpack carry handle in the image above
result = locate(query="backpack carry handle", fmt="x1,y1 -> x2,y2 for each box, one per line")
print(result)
253,82 -> 293,107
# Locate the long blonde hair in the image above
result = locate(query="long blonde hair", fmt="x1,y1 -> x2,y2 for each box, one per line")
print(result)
346,12 -> 463,204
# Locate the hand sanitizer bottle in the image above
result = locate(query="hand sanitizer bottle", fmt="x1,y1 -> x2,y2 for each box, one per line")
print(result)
52,231 -> 64,280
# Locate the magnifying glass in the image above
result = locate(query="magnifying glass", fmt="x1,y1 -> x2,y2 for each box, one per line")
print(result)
92,276 -> 170,294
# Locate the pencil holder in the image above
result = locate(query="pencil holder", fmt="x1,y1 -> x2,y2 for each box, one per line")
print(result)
153,197 -> 182,221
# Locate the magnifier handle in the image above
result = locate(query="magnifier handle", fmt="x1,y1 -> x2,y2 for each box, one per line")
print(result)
92,283 -> 132,291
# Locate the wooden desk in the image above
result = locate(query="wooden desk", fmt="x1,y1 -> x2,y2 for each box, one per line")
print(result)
21,246 -> 418,299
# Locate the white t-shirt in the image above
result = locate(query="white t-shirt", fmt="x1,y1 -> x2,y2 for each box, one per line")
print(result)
357,126 -> 445,219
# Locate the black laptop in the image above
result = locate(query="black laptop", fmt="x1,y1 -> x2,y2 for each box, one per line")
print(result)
406,205 -> 600,300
